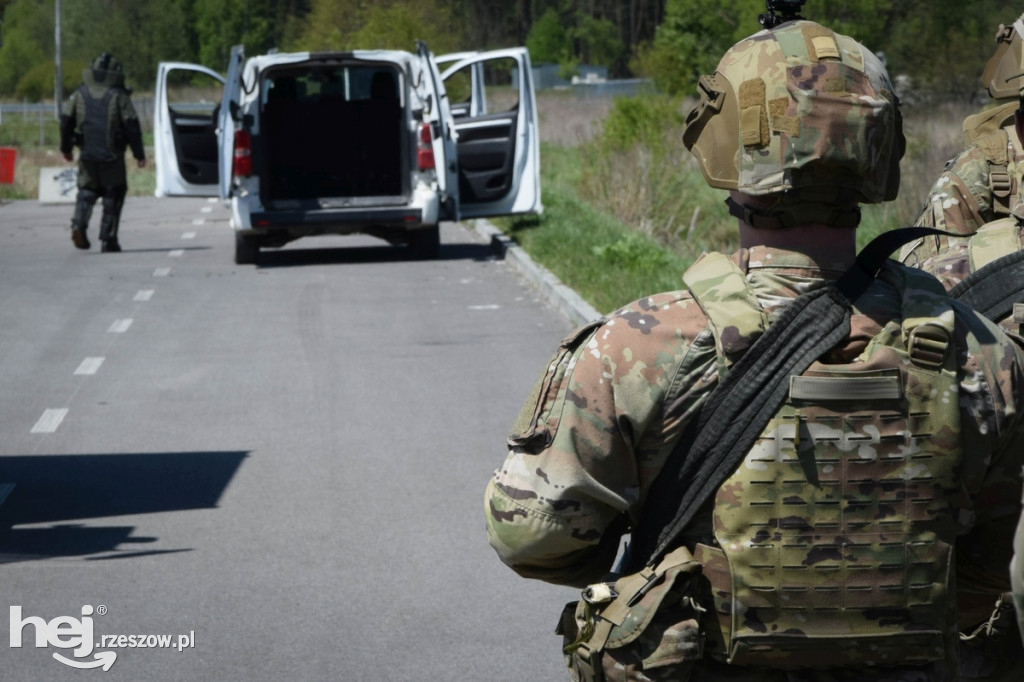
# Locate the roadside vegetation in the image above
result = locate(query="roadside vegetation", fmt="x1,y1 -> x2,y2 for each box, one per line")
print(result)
0,87 -> 979,315
495,91 -> 974,314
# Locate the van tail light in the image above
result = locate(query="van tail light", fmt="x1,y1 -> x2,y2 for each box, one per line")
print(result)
417,122 -> 434,171
233,130 -> 253,178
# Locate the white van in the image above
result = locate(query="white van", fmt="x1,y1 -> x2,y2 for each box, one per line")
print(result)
154,43 -> 541,263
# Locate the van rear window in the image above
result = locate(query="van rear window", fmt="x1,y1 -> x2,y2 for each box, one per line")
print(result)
262,65 -> 400,106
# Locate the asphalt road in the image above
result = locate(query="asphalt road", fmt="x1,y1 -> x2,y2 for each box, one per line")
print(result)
0,196 -> 580,680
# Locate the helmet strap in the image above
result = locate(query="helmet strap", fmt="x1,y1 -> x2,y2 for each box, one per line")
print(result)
726,196 -> 861,229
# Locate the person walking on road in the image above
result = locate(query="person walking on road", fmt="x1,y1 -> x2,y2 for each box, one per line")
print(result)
59,52 -> 146,253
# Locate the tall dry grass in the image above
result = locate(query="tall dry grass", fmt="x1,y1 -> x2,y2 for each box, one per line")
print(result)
535,89 -> 982,256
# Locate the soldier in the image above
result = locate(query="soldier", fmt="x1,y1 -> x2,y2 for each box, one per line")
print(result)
900,13 -> 1024,267
485,16 -> 1024,682
59,52 -> 146,253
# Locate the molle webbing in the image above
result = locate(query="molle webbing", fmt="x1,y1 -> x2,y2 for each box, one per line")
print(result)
701,262 -> 959,668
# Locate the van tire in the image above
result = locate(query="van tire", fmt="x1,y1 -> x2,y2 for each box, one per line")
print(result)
409,225 -> 440,260
235,233 -> 260,265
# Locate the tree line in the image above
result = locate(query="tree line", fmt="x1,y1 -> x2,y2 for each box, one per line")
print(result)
0,0 -> 1019,103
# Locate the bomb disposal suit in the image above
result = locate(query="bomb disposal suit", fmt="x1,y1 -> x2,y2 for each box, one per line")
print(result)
59,53 -> 145,251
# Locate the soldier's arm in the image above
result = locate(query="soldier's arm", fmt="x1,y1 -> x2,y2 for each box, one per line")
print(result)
902,151 -> 992,266
58,92 -> 78,158
485,293 -> 709,587
122,96 -> 145,163
954,310 -> 1024,622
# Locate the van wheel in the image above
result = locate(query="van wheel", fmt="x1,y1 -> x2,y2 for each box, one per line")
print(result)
409,225 -> 440,260
235,234 -> 260,265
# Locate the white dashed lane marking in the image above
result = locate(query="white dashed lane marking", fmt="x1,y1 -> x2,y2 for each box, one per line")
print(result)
134,289 -> 154,301
74,357 -> 105,375
169,249 -> 184,257
108,319 -> 133,333
154,267 -> 171,277
182,232 -> 196,239
192,219 -> 204,226
31,408 -> 68,434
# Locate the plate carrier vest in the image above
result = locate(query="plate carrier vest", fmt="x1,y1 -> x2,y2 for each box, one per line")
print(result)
682,254 -> 962,669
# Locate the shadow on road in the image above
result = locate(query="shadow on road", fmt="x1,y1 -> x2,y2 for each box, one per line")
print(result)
253,242 -> 497,268
0,451 -> 247,563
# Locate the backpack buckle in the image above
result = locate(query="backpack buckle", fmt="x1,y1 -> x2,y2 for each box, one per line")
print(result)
908,324 -> 949,369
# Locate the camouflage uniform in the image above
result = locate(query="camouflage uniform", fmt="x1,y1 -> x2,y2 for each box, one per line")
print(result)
901,14 -> 1024,267
59,53 -> 145,252
899,102 -> 1022,267
486,247 -> 1024,680
916,217 -> 1024,337
486,18 -> 1024,682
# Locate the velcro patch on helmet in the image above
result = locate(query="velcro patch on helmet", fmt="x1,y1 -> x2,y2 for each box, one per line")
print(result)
769,97 -> 800,136
739,78 -> 769,147
803,25 -> 840,61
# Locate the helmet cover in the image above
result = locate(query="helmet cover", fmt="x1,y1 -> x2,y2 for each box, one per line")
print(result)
982,16 -> 1024,100
683,20 -> 905,204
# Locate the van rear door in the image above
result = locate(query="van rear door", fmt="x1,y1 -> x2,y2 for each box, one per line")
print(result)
153,62 -> 224,197
218,46 -> 245,201
439,48 -> 542,219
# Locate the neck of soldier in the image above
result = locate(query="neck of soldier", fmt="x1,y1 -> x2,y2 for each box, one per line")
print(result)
733,192 -> 858,267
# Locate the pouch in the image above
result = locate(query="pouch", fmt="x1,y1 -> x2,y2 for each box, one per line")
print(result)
556,546 -> 706,682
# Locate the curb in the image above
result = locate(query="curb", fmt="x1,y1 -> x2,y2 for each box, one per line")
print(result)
472,219 -> 602,327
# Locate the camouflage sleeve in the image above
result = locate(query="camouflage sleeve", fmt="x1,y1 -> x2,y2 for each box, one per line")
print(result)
902,149 -> 993,266
953,304 -> 1024,620
484,292 -> 714,587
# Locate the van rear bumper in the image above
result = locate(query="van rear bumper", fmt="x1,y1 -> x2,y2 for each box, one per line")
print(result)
246,206 -> 426,233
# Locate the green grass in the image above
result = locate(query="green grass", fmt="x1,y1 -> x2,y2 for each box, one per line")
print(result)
0,113 -> 155,200
495,144 -> 697,314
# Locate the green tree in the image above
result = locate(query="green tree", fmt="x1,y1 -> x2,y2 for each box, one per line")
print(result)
0,0 -> 53,97
572,14 -> 624,73
291,0 -> 461,53
631,0 -> 761,95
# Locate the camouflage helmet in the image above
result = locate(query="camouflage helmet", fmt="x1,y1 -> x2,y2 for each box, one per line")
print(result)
982,15 -> 1024,100
683,20 -> 904,208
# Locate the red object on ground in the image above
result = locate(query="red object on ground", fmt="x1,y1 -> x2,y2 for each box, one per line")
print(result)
0,147 -> 16,184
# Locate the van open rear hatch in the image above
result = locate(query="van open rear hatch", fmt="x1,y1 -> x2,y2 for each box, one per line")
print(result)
258,58 -> 409,208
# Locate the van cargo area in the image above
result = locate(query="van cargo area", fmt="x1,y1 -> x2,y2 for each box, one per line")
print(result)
259,63 -> 407,204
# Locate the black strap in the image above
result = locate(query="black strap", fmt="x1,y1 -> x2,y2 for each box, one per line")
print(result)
949,248 -> 1024,323
628,227 -> 950,570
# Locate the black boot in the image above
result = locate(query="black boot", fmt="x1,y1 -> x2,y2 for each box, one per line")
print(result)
71,228 -> 90,250
101,239 -> 121,253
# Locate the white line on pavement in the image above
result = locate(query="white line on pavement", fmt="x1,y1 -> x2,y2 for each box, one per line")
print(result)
192,219 -> 204,226
154,267 -> 171,277
108,319 -> 133,333
182,232 -> 197,239
169,249 -> 184,257
74,357 -> 104,375
31,408 -> 68,434
134,289 -> 154,301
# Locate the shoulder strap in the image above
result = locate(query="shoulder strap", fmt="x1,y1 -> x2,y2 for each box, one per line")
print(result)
950,247 -> 1024,323
628,227 -> 951,570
